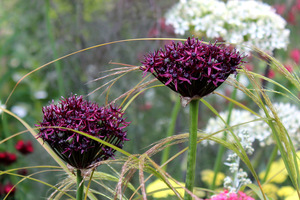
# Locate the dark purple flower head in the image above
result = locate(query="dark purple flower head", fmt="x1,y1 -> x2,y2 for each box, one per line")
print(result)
35,95 -> 130,169
141,37 -> 246,103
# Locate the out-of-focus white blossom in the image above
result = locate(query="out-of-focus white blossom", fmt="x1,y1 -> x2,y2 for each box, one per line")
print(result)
11,104 -> 28,118
34,90 -> 48,99
203,109 -> 263,145
0,101 -> 6,114
204,102 -> 300,148
165,0 -> 290,54
258,102 -> 300,147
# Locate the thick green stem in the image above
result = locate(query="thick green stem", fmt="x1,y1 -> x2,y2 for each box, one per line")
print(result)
184,99 -> 199,200
160,98 -> 181,171
76,169 -> 84,200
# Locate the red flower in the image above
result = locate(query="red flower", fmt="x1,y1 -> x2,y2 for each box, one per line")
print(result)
0,152 -> 17,166
0,152 -> 6,163
3,183 -> 16,196
290,48 -> 300,64
15,140 -> 34,155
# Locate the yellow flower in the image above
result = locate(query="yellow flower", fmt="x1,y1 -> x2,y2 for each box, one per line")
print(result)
201,169 -> 225,186
262,183 -> 278,200
285,191 -> 299,200
259,161 -> 287,184
146,179 -> 185,198
277,186 -> 296,198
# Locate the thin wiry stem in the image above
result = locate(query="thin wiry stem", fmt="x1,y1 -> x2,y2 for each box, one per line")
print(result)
6,38 -> 185,105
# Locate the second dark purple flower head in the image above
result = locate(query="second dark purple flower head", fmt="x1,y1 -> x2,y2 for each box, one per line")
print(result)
141,37 -> 246,100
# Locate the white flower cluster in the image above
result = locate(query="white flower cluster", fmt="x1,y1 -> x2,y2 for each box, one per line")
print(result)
204,102 -> 300,148
0,101 -> 6,114
223,131 -> 252,192
224,169 -> 252,193
165,0 -> 290,54
259,102 -> 300,147
203,109 -> 264,145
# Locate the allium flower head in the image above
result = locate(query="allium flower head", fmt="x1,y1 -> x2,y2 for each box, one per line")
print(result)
36,95 -> 129,169
141,37 -> 245,102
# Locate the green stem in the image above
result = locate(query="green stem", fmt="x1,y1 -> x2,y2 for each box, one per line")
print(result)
160,98 -> 181,171
2,113 -> 13,151
45,0 -> 65,96
263,146 -> 278,183
211,78 -> 238,190
184,99 -> 199,200
76,169 -> 84,200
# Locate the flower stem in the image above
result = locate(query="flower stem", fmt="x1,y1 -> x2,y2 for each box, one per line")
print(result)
161,98 -> 181,171
263,146 -> 278,183
184,99 -> 199,200
76,169 -> 84,200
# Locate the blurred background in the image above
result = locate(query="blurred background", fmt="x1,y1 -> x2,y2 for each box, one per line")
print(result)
0,0 -> 299,199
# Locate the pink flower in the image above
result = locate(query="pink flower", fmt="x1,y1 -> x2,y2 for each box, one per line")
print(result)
273,4 -> 286,15
287,10 -> 296,24
296,0 -> 300,10
268,70 -> 275,79
290,48 -> 300,64
208,190 -> 254,200
284,64 -> 294,72
244,64 -> 253,71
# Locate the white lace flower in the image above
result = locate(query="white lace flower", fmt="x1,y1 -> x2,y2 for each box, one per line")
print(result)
0,101 -> 6,114
165,0 -> 290,54
203,109 -> 263,145
258,102 -> 300,147
204,102 -> 300,148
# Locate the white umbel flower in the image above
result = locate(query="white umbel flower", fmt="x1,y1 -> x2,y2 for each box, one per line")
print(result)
204,102 -> 300,148
258,102 -> 300,147
165,0 -> 290,54
0,101 -> 6,114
